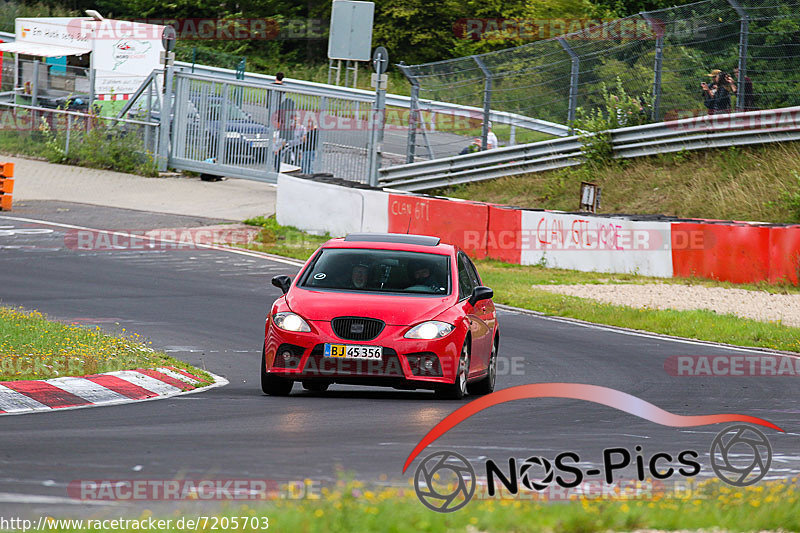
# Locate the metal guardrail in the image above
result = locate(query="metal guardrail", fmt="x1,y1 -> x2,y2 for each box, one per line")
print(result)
173,62 -> 571,137
379,107 -> 800,191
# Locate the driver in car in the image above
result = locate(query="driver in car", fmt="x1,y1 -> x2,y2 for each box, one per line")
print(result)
351,263 -> 370,289
408,261 -> 443,292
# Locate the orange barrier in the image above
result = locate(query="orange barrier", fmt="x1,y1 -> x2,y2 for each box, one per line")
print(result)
387,194 -> 489,258
487,205 -> 522,264
0,162 -> 13,211
768,225 -> 800,285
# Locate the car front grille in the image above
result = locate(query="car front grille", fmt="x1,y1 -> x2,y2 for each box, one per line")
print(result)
331,317 -> 385,341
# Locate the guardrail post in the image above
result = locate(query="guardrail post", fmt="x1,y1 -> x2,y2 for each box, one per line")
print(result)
88,67 -> 95,107
641,12 -> 663,121
558,38 -> 580,128
398,62 -> 419,164
472,56 -> 492,151
367,70 -> 387,187
727,0 -> 749,112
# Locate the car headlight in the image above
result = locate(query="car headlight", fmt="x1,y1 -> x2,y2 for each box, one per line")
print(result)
226,131 -> 242,139
404,321 -> 454,340
273,312 -> 311,332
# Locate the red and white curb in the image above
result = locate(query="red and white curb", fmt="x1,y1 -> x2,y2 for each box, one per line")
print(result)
0,367 -> 228,416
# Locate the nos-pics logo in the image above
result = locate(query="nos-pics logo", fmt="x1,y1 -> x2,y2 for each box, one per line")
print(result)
413,424 -> 773,513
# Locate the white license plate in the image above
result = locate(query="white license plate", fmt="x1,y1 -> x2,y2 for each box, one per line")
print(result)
323,344 -> 383,359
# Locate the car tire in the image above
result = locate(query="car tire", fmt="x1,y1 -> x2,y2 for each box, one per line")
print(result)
436,340 -> 470,400
467,336 -> 498,396
302,381 -> 330,392
261,347 -> 293,396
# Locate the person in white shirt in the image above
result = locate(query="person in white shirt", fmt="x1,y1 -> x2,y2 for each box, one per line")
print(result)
484,121 -> 498,150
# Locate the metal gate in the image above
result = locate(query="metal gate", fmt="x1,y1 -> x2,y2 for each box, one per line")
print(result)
169,71 -> 373,183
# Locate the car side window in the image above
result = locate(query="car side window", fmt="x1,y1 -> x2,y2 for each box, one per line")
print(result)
464,255 -> 482,287
457,253 -> 474,301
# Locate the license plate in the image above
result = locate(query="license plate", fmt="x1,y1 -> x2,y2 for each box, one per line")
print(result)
324,344 -> 383,359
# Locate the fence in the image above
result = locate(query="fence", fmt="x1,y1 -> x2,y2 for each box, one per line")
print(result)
400,0 -> 800,162
0,100 -> 160,171
379,106 -> 800,191
169,71 -> 374,183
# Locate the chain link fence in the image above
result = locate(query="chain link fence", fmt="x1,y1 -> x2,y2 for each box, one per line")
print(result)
400,0 -> 800,160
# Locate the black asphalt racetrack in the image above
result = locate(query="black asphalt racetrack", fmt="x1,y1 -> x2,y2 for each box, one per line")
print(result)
0,202 -> 797,517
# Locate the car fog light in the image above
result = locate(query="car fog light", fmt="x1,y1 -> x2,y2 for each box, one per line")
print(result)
422,359 -> 434,371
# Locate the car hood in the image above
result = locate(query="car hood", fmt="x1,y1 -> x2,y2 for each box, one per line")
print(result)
286,288 -> 453,325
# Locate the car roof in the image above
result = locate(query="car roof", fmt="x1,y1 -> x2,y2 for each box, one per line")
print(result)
344,233 -> 440,246
322,234 -> 454,255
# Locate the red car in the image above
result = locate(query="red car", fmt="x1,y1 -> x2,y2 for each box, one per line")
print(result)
261,233 -> 499,399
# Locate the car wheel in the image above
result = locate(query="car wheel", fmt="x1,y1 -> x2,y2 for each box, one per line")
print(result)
467,337 -> 497,395
436,340 -> 470,400
261,346 -> 293,396
302,381 -> 330,392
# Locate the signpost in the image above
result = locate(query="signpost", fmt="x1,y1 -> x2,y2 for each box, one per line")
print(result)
367,46 -> 388,187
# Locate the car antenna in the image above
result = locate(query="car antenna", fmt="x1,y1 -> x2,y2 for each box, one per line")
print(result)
405,215 -> 411,234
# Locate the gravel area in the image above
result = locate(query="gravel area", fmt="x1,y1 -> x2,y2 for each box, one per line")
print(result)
536,283 -> 800,327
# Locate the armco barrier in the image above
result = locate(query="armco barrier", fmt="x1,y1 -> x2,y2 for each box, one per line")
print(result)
387,194 -> 489,258
487,205 -> 522,264
276,174 -> 799,285
0,162 -> 13,211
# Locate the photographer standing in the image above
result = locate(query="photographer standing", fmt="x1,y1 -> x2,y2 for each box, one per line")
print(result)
702,69 -> 734,114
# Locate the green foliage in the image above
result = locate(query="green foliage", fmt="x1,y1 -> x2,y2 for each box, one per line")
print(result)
779,171 -> 800,222
38,115 -> 158,177
573,77 -> 649,166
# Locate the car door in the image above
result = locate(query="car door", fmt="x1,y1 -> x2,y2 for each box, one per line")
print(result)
465,254 -> 496,361
457,252 -> 492,376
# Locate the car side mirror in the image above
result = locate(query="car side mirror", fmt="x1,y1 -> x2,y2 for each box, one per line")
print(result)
271,275 -> 292,295
468,286 -> 493,306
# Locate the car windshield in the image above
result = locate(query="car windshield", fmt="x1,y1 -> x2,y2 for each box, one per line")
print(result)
300,248 -> 450,295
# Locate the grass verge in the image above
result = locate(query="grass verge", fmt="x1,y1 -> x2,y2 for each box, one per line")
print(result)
442,143 -> 800,224
242,215 -> 329,260
0,306 -> 212,382
242,217 -> 800,353
28,478 -> 800,532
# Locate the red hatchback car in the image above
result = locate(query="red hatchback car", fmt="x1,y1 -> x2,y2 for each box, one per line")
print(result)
261,233 -> 499,399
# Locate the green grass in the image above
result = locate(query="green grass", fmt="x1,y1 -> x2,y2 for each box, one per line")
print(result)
0,306 -> 212,382
443,143 -> 800,224
20,478 -> 799,532
242,215 -> 330,260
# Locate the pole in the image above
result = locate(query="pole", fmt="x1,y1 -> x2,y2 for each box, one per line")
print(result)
641,12 -> 663,121
397,62 -> 419,164
157,52 -> 175,172
727,0 -> 749,112
558,38 -> 579,127
472,55 -> 492,151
